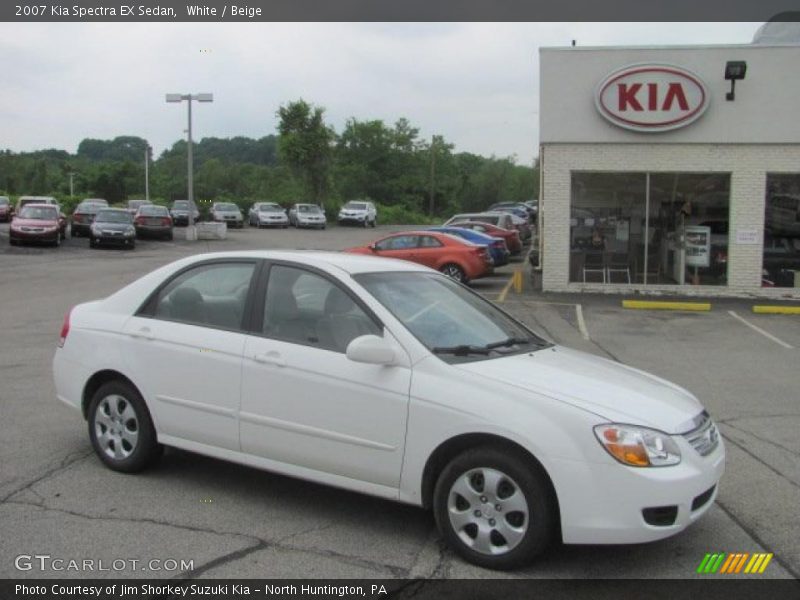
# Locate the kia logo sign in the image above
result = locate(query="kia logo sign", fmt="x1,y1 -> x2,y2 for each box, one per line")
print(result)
595,64 -> 709,132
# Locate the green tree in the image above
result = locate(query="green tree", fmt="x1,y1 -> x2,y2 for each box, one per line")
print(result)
276,100 -> 335,205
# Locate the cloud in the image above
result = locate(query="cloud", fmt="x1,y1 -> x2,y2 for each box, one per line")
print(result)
0,22 -> 761,163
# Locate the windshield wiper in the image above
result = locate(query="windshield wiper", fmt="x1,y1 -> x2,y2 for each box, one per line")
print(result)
484,336 -> 534,350
432,344 -> 491,356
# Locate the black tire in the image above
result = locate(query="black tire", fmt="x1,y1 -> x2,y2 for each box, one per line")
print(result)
53,234 -> 61,248
372,219 -> 377,228
9,238 -> 17,246
440,263 -> 466,283
167,232 -> 173,241
87,380 -> 162,473
362,219 -> 368,228
433,446 -> 557,570
89,238 -> 97,248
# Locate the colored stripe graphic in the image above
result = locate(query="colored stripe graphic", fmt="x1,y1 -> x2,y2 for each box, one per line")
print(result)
702,553 -> 774,575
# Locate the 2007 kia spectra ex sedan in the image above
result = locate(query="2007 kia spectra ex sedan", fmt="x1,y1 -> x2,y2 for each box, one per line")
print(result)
53,251 -> 724,570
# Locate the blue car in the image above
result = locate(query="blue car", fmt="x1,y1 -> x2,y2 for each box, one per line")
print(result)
429,226 -> 510,266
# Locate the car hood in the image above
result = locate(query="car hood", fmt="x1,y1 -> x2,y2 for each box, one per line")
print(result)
12,218 -> 58,227
455,346 -> 702,434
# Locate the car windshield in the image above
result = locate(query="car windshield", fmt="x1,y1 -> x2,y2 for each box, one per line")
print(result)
298,205 -> 320,213
0,198 -> 8,206
355,272 -> 549,363
95,210 -> 132,224
128,200 -> 149,208
19,206 -> 57,220
172,201 -> 189,209
344,202 -> 367,210
260,205 -> 282,212
76,203 -> 103,213
216,203 -> 238,211
139,206 -> 168,216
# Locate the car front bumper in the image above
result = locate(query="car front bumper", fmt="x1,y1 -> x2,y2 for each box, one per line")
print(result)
10,229 -> 59,243
553,436 -> 725,544
93,233 -> 135,246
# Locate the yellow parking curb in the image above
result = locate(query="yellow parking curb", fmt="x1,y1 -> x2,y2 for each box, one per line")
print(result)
622,300 -> 711,311
752,305 -> 800,314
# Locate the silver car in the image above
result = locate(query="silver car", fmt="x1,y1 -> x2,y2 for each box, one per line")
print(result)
289,203 -> 326,229
248,202 -> 289,228
210,202 -> 244,229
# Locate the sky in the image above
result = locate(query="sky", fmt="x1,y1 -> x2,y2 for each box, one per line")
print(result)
0,22 -> 762,164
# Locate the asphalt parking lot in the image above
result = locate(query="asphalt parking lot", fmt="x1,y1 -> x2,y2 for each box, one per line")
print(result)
0,222 -> 798,581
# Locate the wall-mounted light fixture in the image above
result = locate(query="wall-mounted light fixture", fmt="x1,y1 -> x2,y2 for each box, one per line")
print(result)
724,61 -> 747,101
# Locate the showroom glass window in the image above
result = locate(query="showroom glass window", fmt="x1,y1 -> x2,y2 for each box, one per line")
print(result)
763,174 -> 800,288
569,173 -> 730,286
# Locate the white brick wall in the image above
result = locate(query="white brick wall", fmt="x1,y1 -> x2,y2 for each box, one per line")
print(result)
540,143 -> 800,298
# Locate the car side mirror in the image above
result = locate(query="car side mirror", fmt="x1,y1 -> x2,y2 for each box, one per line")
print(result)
346,335 -> 395,365
369,244 -> 377,252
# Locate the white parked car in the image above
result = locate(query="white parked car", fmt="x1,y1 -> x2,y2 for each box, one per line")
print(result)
210,202 -> 244,229
338,200 -> 377,227
288,203 -> 326,229
53,251 -> 724,570
248,202 -> 289,228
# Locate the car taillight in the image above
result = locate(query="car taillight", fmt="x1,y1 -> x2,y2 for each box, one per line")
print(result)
73,214 -> 83,223
134,217 -> 144,225
58,308 -> 72,348
162,218 -> 171,226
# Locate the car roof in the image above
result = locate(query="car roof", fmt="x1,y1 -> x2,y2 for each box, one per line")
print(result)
175,250 -> 432,275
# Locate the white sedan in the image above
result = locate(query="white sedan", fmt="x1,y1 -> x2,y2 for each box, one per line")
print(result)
53,251 -> 724,570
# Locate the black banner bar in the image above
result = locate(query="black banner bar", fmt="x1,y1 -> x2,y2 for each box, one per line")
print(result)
2,1 -> 800,22
3,579 -> 800,600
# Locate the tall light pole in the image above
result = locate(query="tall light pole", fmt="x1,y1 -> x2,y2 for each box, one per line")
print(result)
69,172 -> 75,198
166,93 -> 213,240
144,144 -> 151,202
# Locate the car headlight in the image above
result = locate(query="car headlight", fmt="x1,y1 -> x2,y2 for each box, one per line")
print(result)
593,424 -> 681,467
126,226 -> 135,235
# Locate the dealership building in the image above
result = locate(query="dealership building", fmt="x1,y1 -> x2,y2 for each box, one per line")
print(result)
538,28 -> 800,297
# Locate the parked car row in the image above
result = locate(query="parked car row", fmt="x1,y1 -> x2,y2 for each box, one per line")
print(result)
344,207 -> 531,285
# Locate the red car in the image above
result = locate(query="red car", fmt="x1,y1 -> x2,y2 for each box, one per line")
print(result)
9,204 -> 63,247
450,221 -> 523,255
345,231 -> 493,283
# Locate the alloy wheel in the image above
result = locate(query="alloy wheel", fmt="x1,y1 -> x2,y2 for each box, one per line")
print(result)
447,467 -> 529,556
93,394 -> 139,460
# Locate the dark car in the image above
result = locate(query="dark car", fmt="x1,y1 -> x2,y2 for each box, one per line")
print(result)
89,209 -> 136,249
134,205 -> 173,240
127,199 -> 152,215
429,226 -> 510,266
71,201 -> 107,237
763,235 -> 800,287
0,196 -> 11,222
9,204 -> 63,247
170,200 -> 200,226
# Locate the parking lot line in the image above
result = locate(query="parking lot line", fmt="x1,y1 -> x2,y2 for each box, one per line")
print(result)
575,303 -> 590,340
728,310 -> 794,349
497,273 -> 516,303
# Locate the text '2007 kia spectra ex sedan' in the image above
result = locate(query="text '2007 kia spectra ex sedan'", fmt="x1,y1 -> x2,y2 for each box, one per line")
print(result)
53,251 -> 724,570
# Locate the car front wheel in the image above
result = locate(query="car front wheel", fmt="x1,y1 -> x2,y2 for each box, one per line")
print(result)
433,447 -> 556,570
88,380 -> 161,473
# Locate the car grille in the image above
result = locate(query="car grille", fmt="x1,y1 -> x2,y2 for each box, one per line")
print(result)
21,227 -> 45,232
683,411 -> 720,457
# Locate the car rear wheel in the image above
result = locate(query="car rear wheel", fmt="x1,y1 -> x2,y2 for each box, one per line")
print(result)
433,446 -> 556,570
88,380 -> 162,473
440,263 -> 466,283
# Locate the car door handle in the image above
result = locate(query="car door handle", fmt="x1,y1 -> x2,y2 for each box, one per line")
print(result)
129,327 -> 154,340
253,351 -> 285,367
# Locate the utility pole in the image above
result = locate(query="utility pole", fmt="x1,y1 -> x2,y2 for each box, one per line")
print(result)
69,172 -> 74,198
144,145 -> 150,202
429,135 -> 437,216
